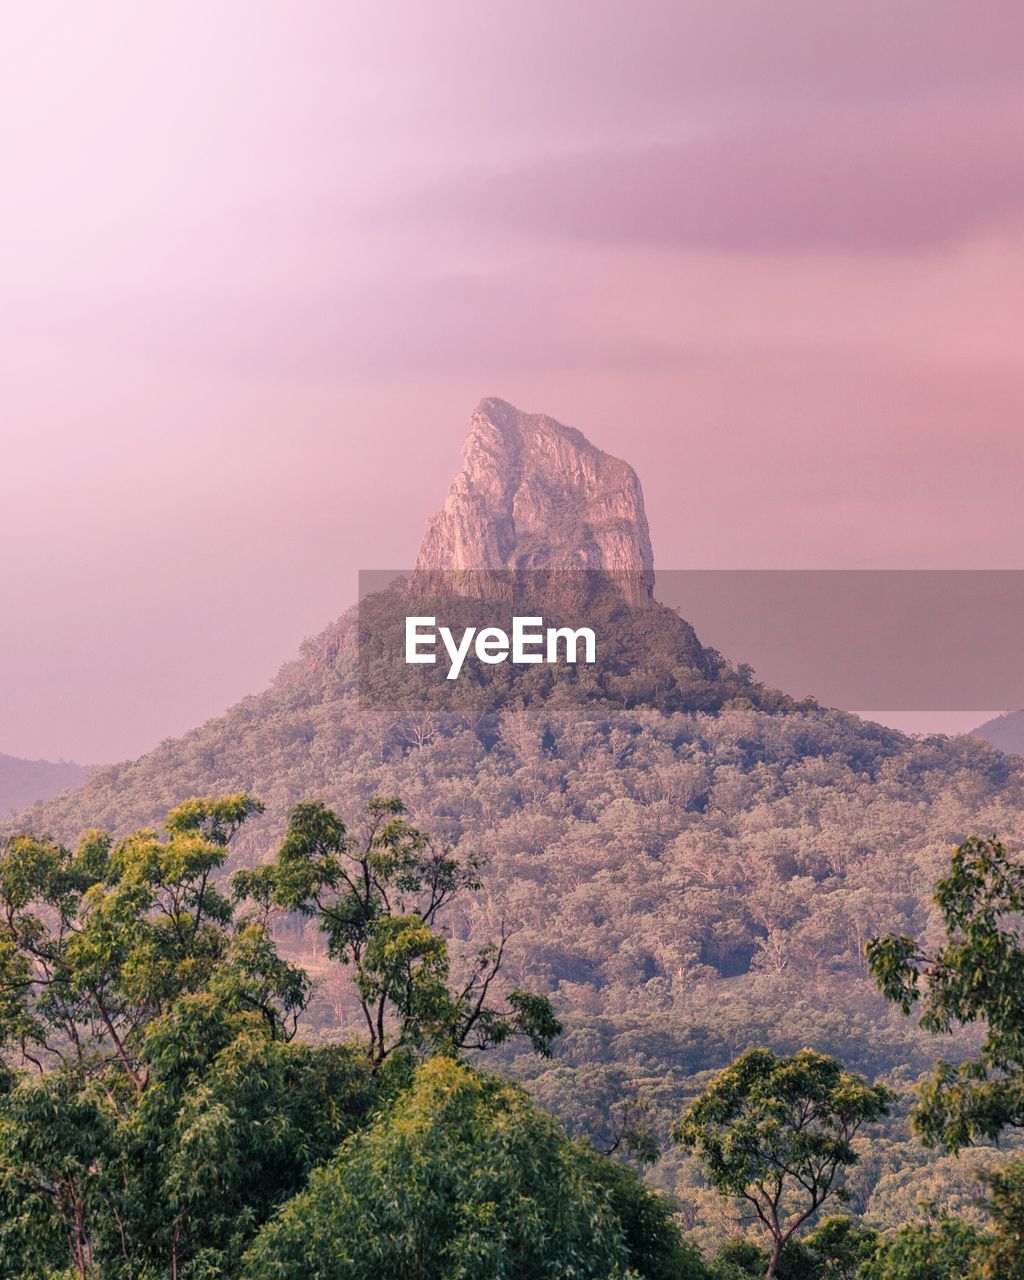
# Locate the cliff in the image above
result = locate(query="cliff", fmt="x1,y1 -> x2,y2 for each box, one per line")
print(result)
414,398 -> 655,606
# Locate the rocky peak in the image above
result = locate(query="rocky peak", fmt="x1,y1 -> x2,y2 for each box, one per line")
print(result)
414,398 -> 655,604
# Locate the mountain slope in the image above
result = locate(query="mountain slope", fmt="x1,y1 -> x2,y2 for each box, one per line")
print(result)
0,753 -> 90,818
971,709 -> 1024,756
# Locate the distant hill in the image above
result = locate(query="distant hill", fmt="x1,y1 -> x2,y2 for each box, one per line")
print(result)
971,709 -> 1024,755
0,753 -> 90,819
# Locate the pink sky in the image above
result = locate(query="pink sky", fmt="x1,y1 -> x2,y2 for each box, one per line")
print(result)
2,2 -> 1024,762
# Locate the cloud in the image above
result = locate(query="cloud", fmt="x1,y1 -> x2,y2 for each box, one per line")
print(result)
395,98 -> 1024,254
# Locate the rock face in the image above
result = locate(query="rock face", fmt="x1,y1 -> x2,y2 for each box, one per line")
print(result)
415,398 -> 655,605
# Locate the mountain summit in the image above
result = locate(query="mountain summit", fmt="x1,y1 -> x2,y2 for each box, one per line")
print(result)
415,398 -> 655,605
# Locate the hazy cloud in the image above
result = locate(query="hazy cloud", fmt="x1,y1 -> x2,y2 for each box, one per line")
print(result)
400,100 -> 1024,254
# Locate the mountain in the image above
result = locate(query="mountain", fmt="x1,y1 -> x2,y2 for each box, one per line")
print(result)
971,710 -> 1024,756
416,397 -> 654,606
9,397 -> 1023,1230
0,753 -> 90,818
3,400 -> 759,843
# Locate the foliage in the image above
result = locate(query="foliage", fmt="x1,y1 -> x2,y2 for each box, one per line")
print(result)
234,796 -> 560,1065
865,840 -> 1024,1278
0,793 -> 559,1278
857,1217 -> 985,1280
243,1055 -> 709,1280
519,1060 -> 662,1165
123,1001 -> 377,1276
0,794 -> 378,1278
868,836 -> 1024,1151
800,1216 -> 879,1280
14,601 -> 1018,1127
976,1158 -> 1024,1279
0,792 -> 307,1088
674,1049 -> 891,1276
0,997 -> 379,1279
705,1229 -> 872,1280
14,596 -> 1022,1145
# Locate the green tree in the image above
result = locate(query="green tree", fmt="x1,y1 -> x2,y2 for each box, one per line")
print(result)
521,1061 -> 661,1166
123,998 -> 376,1278
976,1158 -> 1024,1279
857,1218 -> 984,1280
243,1055 -> 709,1280
234,796 -> 560,1066
673,1048 -> 891,1278
708,1219 -> 877,1280
801,1215 -> 879,1279
0,793 -> 557,1278
0,1065 -> 122,1278
0,792 -> 304,1091
0,793 -> 319,1277
868,835 -> 1024,1151
867,836 -> 1024,1279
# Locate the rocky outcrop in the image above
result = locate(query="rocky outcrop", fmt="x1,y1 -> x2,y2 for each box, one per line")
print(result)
414,398 -> 655,605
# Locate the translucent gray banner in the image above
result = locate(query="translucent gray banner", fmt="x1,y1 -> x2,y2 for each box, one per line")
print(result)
652,570 -> 1023,710
357,569 -> 1024,712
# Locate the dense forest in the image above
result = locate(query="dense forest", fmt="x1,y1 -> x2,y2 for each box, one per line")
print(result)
9,588 -> 1024,1275
3,791 -> 1024,1278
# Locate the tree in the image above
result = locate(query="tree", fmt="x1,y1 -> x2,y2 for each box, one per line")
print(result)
0,793 -> 319,1278
673,1048 -> 891,1277
123,999 -> 376,1277
234,796 -> 560,1066
708,1219 -> 877,1280
522,1061 -> 661,1166
0,793 -> 557,1278
801,1215 -> 880,1279
976,1158 -> 1024,1279
868,835 -> 1024,1151
867,837 -> 1024,1278
243,1055 -> 710,1280
857,1218 -> 984,1280
0,997 -> 379,1280
0,792 -> 306,1092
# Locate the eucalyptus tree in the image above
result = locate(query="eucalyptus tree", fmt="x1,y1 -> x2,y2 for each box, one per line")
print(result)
869,835 -> 1024,1151
0,792 -> 558,1278
674,1047 -> 891,1278
235,795 -> 560,1066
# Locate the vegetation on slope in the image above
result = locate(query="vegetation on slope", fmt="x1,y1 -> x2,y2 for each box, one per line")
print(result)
5,794 -> 1024,1278
9,591 -> 1024,1270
